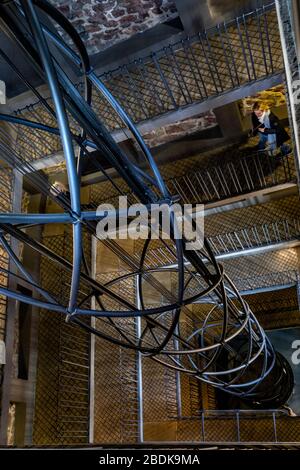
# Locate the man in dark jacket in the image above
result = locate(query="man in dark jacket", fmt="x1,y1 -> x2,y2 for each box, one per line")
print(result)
251,102 -> 290,155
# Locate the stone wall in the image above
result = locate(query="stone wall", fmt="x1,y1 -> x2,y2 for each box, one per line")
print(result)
53,0 -> 177,55
143,110 -> 217,148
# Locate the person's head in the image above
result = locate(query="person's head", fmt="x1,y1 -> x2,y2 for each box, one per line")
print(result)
252,101 -> 263,118
253,101 -> 269,118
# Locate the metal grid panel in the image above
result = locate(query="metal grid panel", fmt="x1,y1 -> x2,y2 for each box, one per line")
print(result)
246,286 -> 298,314
163,413 -> 300,443
180,374 -> 202,417
276,417 -> 300,442
165,151 -> 295,205
93,270 -> 139,444
206,195 -> 300,254
33,232 -> 91,446
258,309 -> 300,330
208,217 -> 300,255
130,222 -> 300,275
202,417 -> 239,442
89,147 -> 296,210
93,327 -> 139,444
0,1 -> 295,444
176,419 -> 203,442
91,6 -> 282,125
0,166 -> 12,342
142,359 -> 171,423
245,287 -> 300,330
120,200 -> 300,276
93,333 -> 124,444
222,248 -> 299,289
239,417 -> 279,442
14,107 -> 61,162
205,194 -> 300,237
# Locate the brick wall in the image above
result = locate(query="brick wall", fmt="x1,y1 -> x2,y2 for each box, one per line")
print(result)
53,0 -> 177,55
143,110 -> 217,147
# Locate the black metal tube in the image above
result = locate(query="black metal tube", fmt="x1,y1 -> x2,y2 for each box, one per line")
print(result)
20,0 -> 82,314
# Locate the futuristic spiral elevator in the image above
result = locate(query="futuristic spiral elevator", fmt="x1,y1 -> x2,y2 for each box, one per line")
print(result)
0,0 -> 294,414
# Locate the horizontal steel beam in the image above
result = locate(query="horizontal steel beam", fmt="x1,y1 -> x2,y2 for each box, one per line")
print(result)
0,210 -> 133,225
215,239 -> 300,260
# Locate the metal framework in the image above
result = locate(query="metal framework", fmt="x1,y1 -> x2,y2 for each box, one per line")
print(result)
0,0 -> 293,407
0,1 -> 282,141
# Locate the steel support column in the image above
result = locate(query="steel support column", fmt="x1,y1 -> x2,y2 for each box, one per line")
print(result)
135,275 -> 144,444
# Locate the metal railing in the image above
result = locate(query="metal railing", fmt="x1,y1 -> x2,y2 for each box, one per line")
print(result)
208,217 -> 300,255
93,2 -> 281,128
131,217 -> 300,271
166,150 -> 296,204
1,1 -> 282,167
91,149 -> 296,210
163,410 -> 300,444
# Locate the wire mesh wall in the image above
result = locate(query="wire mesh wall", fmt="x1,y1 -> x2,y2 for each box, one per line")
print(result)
33,231 -> 91,446
0,162 -> 13,404
93,336 -> 139,444
170,411 -> 300,443
0,167 -> 13,340
246,286 -> 300,329
205,194 -> 300,235
223,247 -> 299,288
129,220 -> 300,272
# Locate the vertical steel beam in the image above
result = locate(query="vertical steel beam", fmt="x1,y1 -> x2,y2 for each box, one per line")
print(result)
88,236 -> 96,444
174,325 -> 182,418
135,276 -> 143,444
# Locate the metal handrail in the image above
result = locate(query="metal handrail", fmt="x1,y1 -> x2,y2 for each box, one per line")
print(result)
95,2 -> 279,123
166,150 -> 296,204
4,1 -> 281,142
208,217 -> 300,255
171,409 -> 300,444
92,149 -> 296,209
181,409 -> 291,417
131,217 -> 300,271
